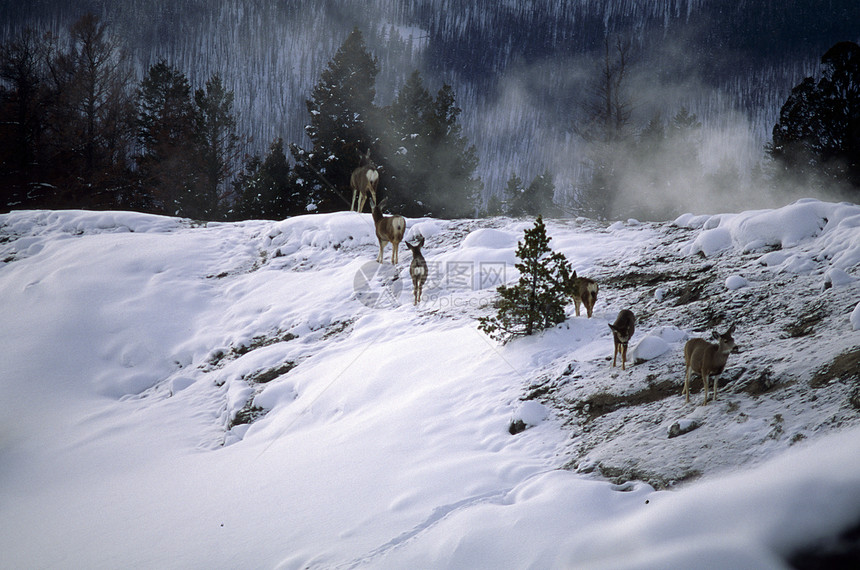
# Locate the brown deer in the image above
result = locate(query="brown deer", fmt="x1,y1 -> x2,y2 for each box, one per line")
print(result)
570,272 -> 599,318
405,235 -> 428,305
683,324 -> 737,405
608,309 -> 636,370
350,149 -> 379,213
372,198 -> 406,264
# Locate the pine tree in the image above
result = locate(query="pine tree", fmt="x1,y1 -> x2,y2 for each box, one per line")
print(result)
425,83 -> 482,217
524,170 -> 559,217
770,41 -> 860,192
381,71 -> 482,218
233,138 -> 296,219
193,73 -> 241,219
290,28 -> 379,213
381,69 -> 435,214
135,60 -> 202,216
503,172 -> 526,216
478,216 -> 574,343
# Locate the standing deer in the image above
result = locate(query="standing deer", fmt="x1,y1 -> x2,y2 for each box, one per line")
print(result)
372,198 -> 406,264
608,309 -> 636,370
683,324 -> 737,405
350,149 -> 379,213
405,235 -> 428,305
568,271 -> 599,318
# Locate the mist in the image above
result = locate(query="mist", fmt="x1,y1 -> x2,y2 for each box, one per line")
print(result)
467,27 -> 854,221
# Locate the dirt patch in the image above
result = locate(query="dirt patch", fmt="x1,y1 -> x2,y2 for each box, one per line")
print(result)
244,361 -> 297,384
784,301 -> 828,338
811,347 -> 860,387
577,377 -> 680,421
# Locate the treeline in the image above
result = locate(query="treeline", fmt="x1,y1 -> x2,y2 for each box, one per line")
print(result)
0,14 -> 242,219
2,12 -> 858,221
0,15 -> 481,220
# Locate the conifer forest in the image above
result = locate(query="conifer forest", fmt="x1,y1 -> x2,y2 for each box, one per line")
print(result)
1,0 -> 858,220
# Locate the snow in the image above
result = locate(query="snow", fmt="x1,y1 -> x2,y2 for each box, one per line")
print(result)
629,326 -> 687,363
1,198 -> 860,568
725,274 -> 749,290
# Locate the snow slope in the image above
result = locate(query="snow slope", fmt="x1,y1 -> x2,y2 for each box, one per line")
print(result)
1,202 -> 859,568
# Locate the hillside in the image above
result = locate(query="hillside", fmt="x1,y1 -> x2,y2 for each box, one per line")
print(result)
1,200 -> 859,567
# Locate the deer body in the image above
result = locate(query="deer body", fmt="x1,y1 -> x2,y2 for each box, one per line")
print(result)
572,274 -> 599,318
372,199 -> 406,264
609,309 -> 636,370
683,325 -> 737,405
350,149 -> 379,213
405,236 -> 428,305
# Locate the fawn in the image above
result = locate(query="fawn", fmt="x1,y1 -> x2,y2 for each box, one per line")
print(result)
405,235 -> 428,305
683,324 -> 737,405
608,309 -> 636,370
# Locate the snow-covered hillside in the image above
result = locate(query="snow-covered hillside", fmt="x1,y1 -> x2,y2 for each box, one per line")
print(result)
1,201 -> 859,568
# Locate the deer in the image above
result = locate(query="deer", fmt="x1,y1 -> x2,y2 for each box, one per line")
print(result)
683,324 -> 737,405
404,235 -> 428,305
567,271 -> 599,318
350,148 -> 379,213
372,198 -> 406,264
608,309 -> 636,370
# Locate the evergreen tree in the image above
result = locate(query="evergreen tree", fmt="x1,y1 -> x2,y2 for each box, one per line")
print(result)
485,194 -> 503,216
425,83 -> 482,217
381,71 -> 481,218
770,41 -> 860,192
380,69 -> 435,214
290,28 -> 379,213
522,170 -> 559,217
233,138 -> 296,219
135,60 -> 202,216
503,172 -> 526,216
478,216 -> 574,343
193,73 -> 241,218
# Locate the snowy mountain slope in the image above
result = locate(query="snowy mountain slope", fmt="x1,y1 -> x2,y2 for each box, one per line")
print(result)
1,202 -> 859,568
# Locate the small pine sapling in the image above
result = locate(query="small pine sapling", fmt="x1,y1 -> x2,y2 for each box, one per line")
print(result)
478,216 -> 574,343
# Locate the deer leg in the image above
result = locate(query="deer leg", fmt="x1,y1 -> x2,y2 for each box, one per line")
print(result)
684,367 -> 691,403
702,372 -> 710,405
377,240 -> 386,263
574,299 -> 581,317
358,192 -> 366,214
351,190 -> 357,211
713,376 -> 719,401
621,344 -> 627,370
391,241 -> 399,264
612,343 -> 618,367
